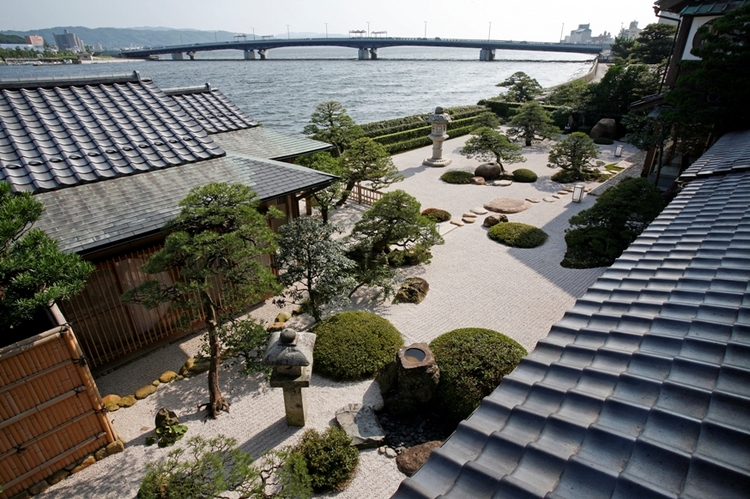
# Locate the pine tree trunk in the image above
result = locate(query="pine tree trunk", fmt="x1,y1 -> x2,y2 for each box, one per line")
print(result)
206,302 -> 230,419
336,180 -> 356,206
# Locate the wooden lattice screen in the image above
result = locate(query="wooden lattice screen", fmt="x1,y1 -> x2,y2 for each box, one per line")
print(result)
0,326 -> 117,498
351,184 -> 384,205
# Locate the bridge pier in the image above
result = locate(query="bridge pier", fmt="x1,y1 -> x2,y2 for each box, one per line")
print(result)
479,48 -> 496,61
171,52 -> 184,61
358,48 -> 371,60
258,49 -> 267,60
370,48 -> 378,60
244,50 -> 256,60
187,51 -> 197,60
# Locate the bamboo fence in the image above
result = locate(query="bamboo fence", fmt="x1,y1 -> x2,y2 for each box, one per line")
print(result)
0,326 -> 116,498
351,184 -> 384,205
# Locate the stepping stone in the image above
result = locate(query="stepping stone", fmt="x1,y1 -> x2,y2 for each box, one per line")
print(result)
498,180 -> 513,186
470,207 -> 488,215
526,197 -> 541,203
552,194 -> 562,199
450,219 -> 465,227
470,176 -> 486,185
462,216 -> 476,223
462,212 -> 477,218
484,198 -> 531,214
557,190 -> 571,195
543,197 -> 557,202
335,404 -> 385,449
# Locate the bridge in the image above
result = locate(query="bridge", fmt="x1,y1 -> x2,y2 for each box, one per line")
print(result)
121,37 -> 603,61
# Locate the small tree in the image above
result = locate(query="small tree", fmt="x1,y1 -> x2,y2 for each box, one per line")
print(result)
507,101 -> 560,146
302,101 -> 364,156
630,23 -> 678,65
296,152 -> 347,223
276,217 -> 356,322
122,183 -> 281,419
496,71 -> 543,102
337,137 -> 403,205
547,132 -> 599,181
610,35 -> 636,64
460,127 -> 525,173
0,182 -> 94,330
472,111 -> 501,130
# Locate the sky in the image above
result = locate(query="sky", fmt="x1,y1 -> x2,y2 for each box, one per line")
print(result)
2,0 -> 658,42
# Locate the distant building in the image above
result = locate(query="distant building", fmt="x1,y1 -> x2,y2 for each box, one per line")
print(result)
25,35 -> 44,46
564,24 -> 592,44
53,29 -> 85,52
591,30 -> 614,45
618,21 -> 642,40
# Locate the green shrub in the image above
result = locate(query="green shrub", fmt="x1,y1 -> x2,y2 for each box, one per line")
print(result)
440,170 -> 474,184
421,208 -> 451,223
551,169 -> 604,183
561,177 -> 665,268
296,427 -> 359,492
576,125 -> 592,134
512,168 -> 538,182
488,222 -> 548,248
313,311 -> 403,380
430,328 -> 527,422
593,137 -> 614,145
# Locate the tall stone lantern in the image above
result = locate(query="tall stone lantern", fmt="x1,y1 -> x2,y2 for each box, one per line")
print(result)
263,328 -> 316,426
423,107 -> 452,167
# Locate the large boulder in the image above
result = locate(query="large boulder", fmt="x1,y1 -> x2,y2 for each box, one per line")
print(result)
589,118 -> 617,140
484,198 -> 531,214
394,278 -> 430,304
474,162 -> 502,180
396,441 -> 443,476
335,404 -> 386,449
155,408 -> 180,429
483,214 -> 509,227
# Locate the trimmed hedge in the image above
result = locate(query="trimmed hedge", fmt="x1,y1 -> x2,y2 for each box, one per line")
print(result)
488,222 -> 548,248
421,208 -> 452,223
440,170 -> 474,184
296,426 -> 359,492
430,328 -> 527,422
551,169 -> 606,183
512,168 -> 538,182
313,311 -> 403,381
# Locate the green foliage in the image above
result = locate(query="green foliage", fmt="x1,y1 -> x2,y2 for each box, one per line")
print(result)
460,127 -> 525,173
488,222 -> 548,248
0,182 -> 94,330
583,64 -> 659,124
507,100 -> 560,146
630,23 -> 677,65
382,136 -> 433,154
496,71 -> 543,102
371,125 -> 431,146
146,422 -> 188,448
220,318 -> 272,377
338,137 -> 403,204
610,36 -> 636,64
313,311 -> 403,381
562,178 -> 665,268
544,79 -> 589,108
276,217 -> 356,322
430,328 -> 527,422
137,435 -> 260,499
593,138 -> 614,145
421,208 -> 451,223
274,450 -> 313,499
303,101 -> 364,156
121,183 -> 281,419
547,132 -> 599,181
473,111 -> 501,130
295,152 -> 346,223
440,170 -> 474,184
296,426 -> 359,492
512,168 -> 538,182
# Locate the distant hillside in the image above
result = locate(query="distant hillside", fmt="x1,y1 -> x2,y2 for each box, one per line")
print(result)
0,27 -> 244,50
0,34 -> 26,44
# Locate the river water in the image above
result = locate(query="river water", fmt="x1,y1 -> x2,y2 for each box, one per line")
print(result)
0,46 -> 593,134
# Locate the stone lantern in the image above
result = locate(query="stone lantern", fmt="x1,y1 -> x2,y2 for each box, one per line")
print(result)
262,328 -> 316,426
422,107 -> 452,167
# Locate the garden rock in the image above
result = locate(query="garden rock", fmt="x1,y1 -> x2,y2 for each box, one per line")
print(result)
589,118 -> 617,139
474,162 -> 502,180
470,176 -> 485,185
484,198 -> 530,214
498,180 -> 513,186
104,402 -> 119,412
47,470 -> 70,485
396,441 -> 443,476
135,384 -> 157,400
159,370 -> 178,383
101,394 -> 120,405
117,395 -> 136,407
106,439 -> 125,455
385,447 -> 398,458
276,311 -> 292,323
462,212 -> 476,218
179,356 -> 212,376
483,214 -> 508,227
95,447 -> 108,461
380,343 -> 440,416
543,197 -> 557,202
155,408 -> 180,429
394,278 -> 429,304
335,404 -> 386,449
462,216 -> 475,223
71,455 -> 96,474
28,481 -> 50,495
470,207 -> 488,215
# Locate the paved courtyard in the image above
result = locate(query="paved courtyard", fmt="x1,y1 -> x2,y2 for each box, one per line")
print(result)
40,135 -> 640,499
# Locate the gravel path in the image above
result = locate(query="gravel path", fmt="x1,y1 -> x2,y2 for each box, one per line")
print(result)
39,135 -> 640,499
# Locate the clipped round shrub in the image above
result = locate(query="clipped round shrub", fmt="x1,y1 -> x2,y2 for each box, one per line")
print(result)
440,170 -> 474,184
551,169 -> 580,183
512,168 -> 538,183
576,125 -> 592,135
296,426 -> 359,492
593,137 -> 614,145
313,311 -> 403,381
430,328 -> 527,422
421,207 -> 451,223
488,222 -> 548,248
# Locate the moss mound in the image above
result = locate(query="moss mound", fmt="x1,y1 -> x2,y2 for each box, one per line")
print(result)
512,168 -> 538,183
488,222 -> 548,248
440,170 -> 474,184
430,328 -> 527,422
313,311 -> 403,381
421,207 -> 451,223
296,426 -> 359,492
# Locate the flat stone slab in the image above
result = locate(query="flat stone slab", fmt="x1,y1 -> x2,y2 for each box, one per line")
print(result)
543,197 -> 557,203
462,212 -> 477,218
526,198 -> 541,204
557,190 -> 572,195
335,404 -> 385,449
470,176 -> 485,185
498,180 -> 513,186
484,198 -> 531,214
552,194 -> 562,199
470,207 -> 488,215
450,219 -> 465,227
462,217 -> 476,223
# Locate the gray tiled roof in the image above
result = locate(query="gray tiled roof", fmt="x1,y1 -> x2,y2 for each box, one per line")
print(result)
34,155 -> 337,255
396,132 -> 750,498
164,84 -> 259,133
212,127 -> 333,161
680,130 -> 750,180
0,72 -> 224,194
